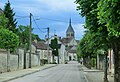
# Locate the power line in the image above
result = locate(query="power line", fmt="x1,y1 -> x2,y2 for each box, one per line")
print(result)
15,15 -> 29,19
32,15 -> 46,33
15,15 -> 29,18
15,15 -> 83,24
35,17 -> 81,23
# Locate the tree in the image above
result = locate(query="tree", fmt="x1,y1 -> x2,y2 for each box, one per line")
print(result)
97,0 -> 120,82
76,0 -> 110,81
17,25 -> 30,49
0,14 -> 8,28
3,0 -> 17,33
17,25 -> 42,49
32,34 -> 42,42
50,38 -> 59,63
0,28 -> 19,52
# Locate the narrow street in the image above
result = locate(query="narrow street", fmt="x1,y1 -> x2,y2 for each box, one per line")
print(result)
9,61 -> 87,82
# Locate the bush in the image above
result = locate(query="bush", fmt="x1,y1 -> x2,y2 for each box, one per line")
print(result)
0,28 -> 19,52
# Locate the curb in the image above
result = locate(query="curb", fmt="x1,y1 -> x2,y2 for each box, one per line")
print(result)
84,73 -> 89,82
2,64 -> 57,82
80,65 -> 89,82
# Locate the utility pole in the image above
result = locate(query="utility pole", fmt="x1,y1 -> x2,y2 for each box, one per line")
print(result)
29,13 -> 32,68
47,27 -> 50,64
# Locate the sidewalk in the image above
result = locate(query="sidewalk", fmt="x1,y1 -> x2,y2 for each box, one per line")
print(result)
81,65 -> 114,82
0,64 -> 57,82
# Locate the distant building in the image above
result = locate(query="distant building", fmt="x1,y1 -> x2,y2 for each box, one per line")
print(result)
32,40 -> 52,64
66,18 -> 75,39
46,35 -> 66,64
62,19 -> 79,61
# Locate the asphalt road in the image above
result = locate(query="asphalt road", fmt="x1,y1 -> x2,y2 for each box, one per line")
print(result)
9,61 -> 87,82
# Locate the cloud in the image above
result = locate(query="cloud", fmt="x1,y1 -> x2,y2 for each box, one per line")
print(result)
12,0 -> 77,15
14,5 -> 41,15
1,0 -> 78,17
73,24 -> 86,39
36,0 -> 76,12
0,0 -> 85,40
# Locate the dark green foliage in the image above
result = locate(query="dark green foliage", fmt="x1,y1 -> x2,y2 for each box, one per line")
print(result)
32,34 -> 42,42
17,25 -> 30,49
0,14 -> 8,28
76,0 -> 120,81
76,0 -> 110,58
3,0 -> 17,33
97,0 -> 120,82
17,25 -> 42,49
50,38 -> 58,56
0,28 -> 19,51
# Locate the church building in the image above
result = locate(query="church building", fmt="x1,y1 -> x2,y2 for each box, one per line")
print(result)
62,19 -> 79,61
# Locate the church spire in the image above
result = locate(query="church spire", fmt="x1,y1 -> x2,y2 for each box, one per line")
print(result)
66,18 -> 75,38
8,0 -> 10,3
69,18 -> 71,26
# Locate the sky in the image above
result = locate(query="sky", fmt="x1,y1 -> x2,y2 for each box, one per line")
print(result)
0,0 -> 85,40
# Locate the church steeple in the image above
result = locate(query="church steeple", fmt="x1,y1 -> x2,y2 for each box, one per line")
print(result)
69,18 -> 71,26
66,18 -> 75,38
8,0 -> 10,3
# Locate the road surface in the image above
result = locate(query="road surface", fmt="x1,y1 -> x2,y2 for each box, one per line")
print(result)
9,61 -> 87,82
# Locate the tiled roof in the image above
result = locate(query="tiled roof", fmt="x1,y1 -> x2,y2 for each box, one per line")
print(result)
61,38 -> 72,44
68,46 -> 77,53
32,42 -> 48,50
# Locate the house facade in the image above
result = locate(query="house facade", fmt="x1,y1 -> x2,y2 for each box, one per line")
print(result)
32,41 -> 52,64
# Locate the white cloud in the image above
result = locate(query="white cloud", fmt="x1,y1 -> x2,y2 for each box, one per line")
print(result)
1,0 -> 78,16
37,0 -> 76,12
14,0 -> 77,15
0,0 -> 85,40
73,24 -> 86,39
14,5 -> 41,15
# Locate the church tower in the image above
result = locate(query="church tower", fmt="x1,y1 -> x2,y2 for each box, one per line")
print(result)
66,18 -> 75,38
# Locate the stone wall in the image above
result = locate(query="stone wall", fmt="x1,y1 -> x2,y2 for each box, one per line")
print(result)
10,54 -> 18,71
0,49 -> 40,73
0,49 -> 7,73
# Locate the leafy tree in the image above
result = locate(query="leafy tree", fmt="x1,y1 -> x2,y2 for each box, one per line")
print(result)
17,25 -> 30,49
0,28 -> 19,52
0,13 -> 8,28
97,0 -> 120,82
76,0 -> 110,81
17,25 -> 42,49
32,34 -> 42,42
3,0 -> 17,33
50,38 -> 59,63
